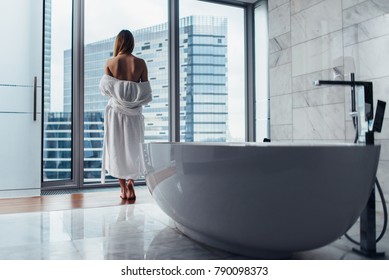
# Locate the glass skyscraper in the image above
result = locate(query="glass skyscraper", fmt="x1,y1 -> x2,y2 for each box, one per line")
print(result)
45,15 -> 228,181
43,0 -> 51,111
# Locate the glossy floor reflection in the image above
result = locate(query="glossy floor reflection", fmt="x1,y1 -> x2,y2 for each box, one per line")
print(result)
0,186 -> 388,260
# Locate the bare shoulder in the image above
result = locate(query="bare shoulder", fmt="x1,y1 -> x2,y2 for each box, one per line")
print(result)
134,56 -> 146,68
106,56 -> 116,65
134,56 -> 148,81
104,57 -> 115,75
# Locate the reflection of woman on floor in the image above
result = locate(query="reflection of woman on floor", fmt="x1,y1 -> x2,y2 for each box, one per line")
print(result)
99,30 -> 152,200
104,205 -> 145,260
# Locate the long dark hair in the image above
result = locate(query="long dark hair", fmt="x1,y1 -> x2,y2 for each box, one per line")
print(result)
113,29 -> 134,57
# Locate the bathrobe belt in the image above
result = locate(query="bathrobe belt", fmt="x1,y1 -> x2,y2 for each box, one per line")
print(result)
101,98 -> 143,183
107,98 -> 143,116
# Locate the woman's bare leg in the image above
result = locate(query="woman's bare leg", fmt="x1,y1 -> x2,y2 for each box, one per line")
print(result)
126,179 -> 136,200
119,179 -> 127,199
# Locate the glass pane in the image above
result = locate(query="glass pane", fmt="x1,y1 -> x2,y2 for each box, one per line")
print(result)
255,1 -> 269,141
83,0 -> 168,184
43,0 -> 73,182
0,0 -> 42,195
179,0 -> 245,142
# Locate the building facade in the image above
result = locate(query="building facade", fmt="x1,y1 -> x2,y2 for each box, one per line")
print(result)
43,112 -> 108,182
43,0 -> 51,112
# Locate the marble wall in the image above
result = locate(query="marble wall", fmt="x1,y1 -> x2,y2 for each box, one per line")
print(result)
268,0 -> 389,200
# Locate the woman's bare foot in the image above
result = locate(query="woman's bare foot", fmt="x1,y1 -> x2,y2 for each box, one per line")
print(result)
119,179 -> 127,199
126,179 -> 136,200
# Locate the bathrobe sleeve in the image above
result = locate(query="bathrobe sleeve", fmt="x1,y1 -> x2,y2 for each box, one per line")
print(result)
99,75 -> 152,108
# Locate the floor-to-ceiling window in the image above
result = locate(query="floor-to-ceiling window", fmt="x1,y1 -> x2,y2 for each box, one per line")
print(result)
42,0 -> 73,184
179,0 -> 245,142
40,0 -> 262,190
83,0 -> 168,184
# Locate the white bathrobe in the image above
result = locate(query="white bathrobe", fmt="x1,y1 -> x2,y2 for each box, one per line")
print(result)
99,74 -> 152,183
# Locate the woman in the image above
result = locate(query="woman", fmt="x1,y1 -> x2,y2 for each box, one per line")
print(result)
99,30 -> 152,200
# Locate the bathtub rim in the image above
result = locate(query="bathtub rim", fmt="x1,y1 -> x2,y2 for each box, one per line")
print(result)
144,141 -> 374,147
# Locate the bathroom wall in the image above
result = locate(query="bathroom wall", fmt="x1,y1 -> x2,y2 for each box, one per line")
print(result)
268,0 -> 389,200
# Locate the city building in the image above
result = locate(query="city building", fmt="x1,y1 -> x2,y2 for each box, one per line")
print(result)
43,0 -> 51,111
43,112 -> 107,182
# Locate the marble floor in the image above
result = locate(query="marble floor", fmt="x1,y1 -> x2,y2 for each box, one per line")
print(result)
0,186 -> 388,260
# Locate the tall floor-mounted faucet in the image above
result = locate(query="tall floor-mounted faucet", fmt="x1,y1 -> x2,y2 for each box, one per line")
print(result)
314,74 -> 374,129
314,73 -> 386,258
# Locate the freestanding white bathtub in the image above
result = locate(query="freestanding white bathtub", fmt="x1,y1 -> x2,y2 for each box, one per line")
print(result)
140,142 -> 381,258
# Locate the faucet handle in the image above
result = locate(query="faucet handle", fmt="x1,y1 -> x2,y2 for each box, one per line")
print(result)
313,80 -> 321,86
373,100 -> 386,133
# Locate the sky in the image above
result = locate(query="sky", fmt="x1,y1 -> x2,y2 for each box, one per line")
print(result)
50,0 -> 245,140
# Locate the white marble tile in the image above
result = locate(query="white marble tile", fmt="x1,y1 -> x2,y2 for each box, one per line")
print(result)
269,32 -> 291,54
270,124 -> 293,140
107,208 -> 166,234
103,231 -> 150,260
269,38 -> 282,54
268,0 -> 289,12
345,120 -> 356,141
270,94 -> 293,125
269,48 -> 292,67
1,186 -> 388,260
0,241 -> 81,260
374,116 -> 389,140
291,0 -> 342,46
357,13 -> 389,42
370,75 -> 389,107
291,0 -> 323,14
0,211 -> 71,248
269,3 -> 291,39
144,227 -> 227,260
343,0 -> 389,28
57,205 -> 167,241
293,242 -> 358,260
72,230 -> 161,260
292,67 -> 344,92
376,140 -> 389,160
344,34 -> 389,80
342,0 -> 365,10
292,30 -> 343,77
293,103 -> 346,140
293,86 -> 345,108
344,14 -> 389,46
343,59 -> 359,79
136,203 -> 176,229
343,25 -> 358,47
72,237 -> 106,260
376,160 -> 389,198
270,63 -> 292,96
368,75 -> 389,153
